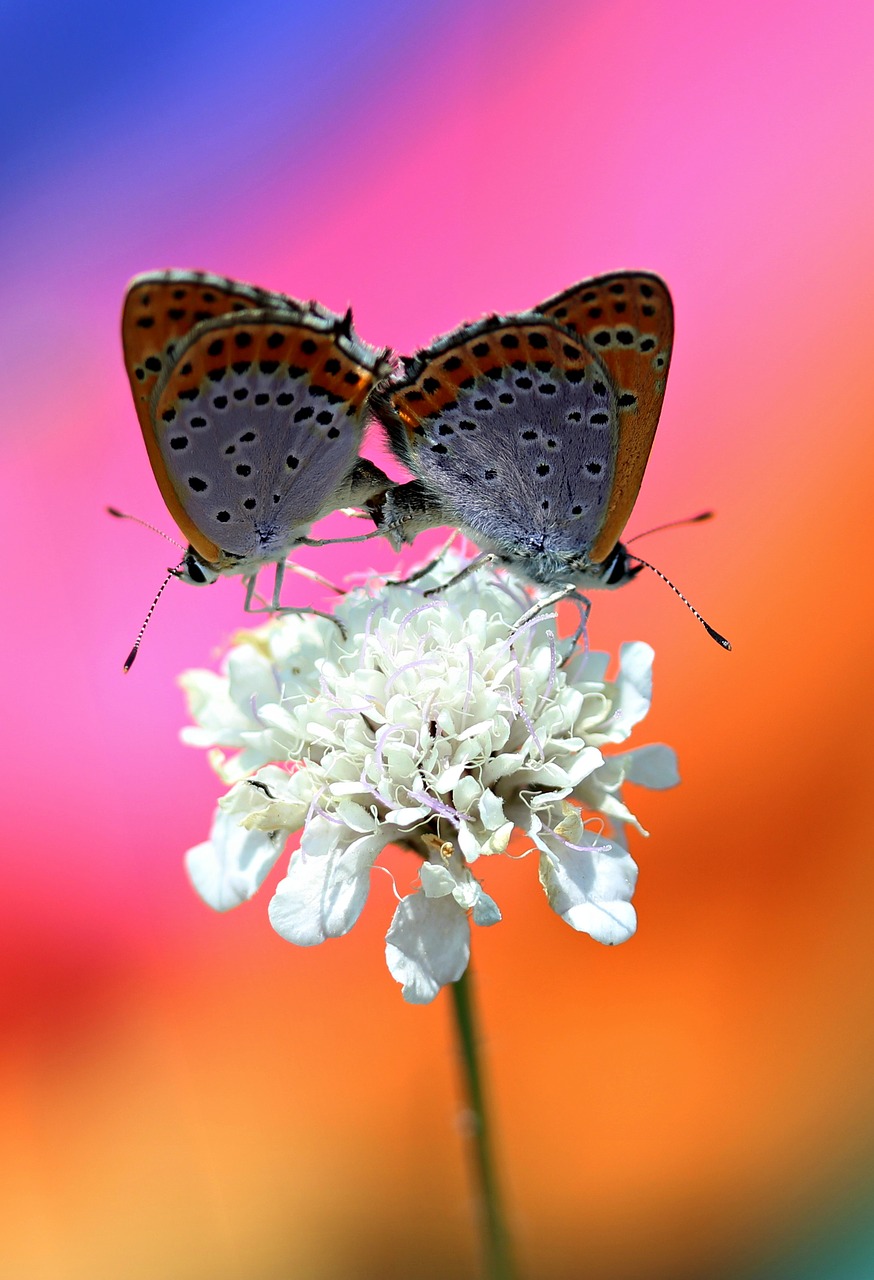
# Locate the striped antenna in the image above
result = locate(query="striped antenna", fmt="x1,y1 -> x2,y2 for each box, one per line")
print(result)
629,551 -> 731,650
123,565 -> 180,672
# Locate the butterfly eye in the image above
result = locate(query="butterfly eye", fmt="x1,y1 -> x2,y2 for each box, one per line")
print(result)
603,547 -> 635,587
179,551 -> 219,587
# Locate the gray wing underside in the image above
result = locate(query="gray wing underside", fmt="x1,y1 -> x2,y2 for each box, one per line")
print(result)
406,364 -> 620,557
156,362 -> 363,559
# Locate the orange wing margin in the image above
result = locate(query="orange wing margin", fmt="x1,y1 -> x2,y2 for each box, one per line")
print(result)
538,271 -> 673,562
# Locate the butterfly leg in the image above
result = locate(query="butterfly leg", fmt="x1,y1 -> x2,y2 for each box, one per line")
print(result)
383,532 -> 458,587
293,460 -> 397,547
241,564 -> 347,637
242,571 -> 289,612
282,560 -> 345,595
512,586 -> 591,660
286,462 -> 395,551
241,565 -> 286,612
422,551 -> 498,597
559,591 -> 592,662
270,561 -> 347,637
243,573 -> 265,611
298,528 -> 384,548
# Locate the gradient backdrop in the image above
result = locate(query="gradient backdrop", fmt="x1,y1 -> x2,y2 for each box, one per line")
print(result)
3,2 -> 874,1277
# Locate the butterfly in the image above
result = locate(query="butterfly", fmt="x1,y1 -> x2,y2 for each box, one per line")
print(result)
368,270 -> 673,595
121,270 -> 392,610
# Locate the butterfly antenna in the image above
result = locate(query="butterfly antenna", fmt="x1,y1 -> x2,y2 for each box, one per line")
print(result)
123,566 -> 178,672
107,506 -> 184,550
626,511 -> 714,545
629,551 -> 732,651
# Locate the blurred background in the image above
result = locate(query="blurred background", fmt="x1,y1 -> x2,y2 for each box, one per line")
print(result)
3,0 -> 874,1276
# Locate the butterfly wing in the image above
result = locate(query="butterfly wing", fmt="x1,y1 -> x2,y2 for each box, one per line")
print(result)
151,308 -> 391,567
371,314 -> 621,563
121,270 -> 309,559
536,271 -> 673,563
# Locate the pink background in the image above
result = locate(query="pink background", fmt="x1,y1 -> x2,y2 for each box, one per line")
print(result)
3,1 -> 874,1276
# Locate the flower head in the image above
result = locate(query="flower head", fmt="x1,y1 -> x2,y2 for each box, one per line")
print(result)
180,554 -> 678,1002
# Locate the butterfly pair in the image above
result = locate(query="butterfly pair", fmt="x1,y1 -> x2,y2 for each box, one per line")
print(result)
122,268 -> 678,610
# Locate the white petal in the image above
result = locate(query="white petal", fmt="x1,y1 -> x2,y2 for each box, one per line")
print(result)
298,813 -> 348,858
595,792 -> 649,836
179,670 -> 254,746
433,762 -> 467,792
226,644 -> 280,713
420,862 -> 455,898
268,829 -> 389,946
185,807 -> 285,912
564,745 -> 605,786
335,799 -> 379,833
385,891 -> 470,1004
538,832 -> 638,944
384,804 -> 432,827
614,642 -> 655,735
622,744 -> 680,789
523,779 -> 574,808
457,820 -> 483,862
480,750 -> 527,786
457,718 -> 499,742
472,891 -> 502,926
478,788 -> 506,831
453,774 -> 482,814
328,779 -> 373,797
563,649 -> 610,686
483,821 -> 514,855
257,702 -> 307,753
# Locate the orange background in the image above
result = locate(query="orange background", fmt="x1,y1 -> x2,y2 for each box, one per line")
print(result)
3,1 -> 874,1276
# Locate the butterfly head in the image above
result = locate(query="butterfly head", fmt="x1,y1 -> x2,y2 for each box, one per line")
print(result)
493,537 -> 643,591
175,547 -> 221,587
585,541 -> 645,589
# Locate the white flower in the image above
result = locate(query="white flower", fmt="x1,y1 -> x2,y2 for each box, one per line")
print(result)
180,553 -> 678,1003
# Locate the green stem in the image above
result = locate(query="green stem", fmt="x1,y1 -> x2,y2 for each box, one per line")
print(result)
450,965 -> 517,1280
